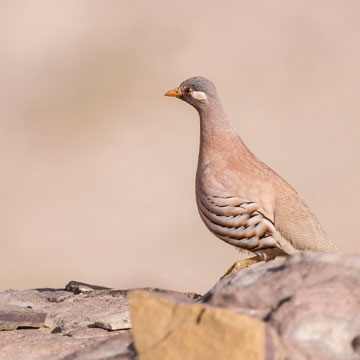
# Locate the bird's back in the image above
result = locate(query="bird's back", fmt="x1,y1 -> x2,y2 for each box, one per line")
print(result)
273,182 -> 338,252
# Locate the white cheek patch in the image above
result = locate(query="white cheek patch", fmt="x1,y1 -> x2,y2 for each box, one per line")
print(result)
191,91 -> 208,102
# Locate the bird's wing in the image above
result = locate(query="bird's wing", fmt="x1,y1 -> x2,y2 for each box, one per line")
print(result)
197,193 -> 286,253
274,189 -> 338,252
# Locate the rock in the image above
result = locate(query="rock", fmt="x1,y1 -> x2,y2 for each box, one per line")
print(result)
0,287 -> 129,332
0,283 -> 200,359
1,253 -> 360,359
0,284 -> 200,332
95,311 -> 131,330
43,290 -> 130,332
0,328 -> 126,360
62,332 -> 135,360
201,252 -> 360,360
0,304 -> 47,330
65,281 -> 112,294
352,335 -> 360,353
129,290 -> 284,360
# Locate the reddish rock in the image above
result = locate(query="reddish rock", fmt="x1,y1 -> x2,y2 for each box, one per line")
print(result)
0,283 -> 199,359
0,328 -> 127,360
0,304 -> 46,330
63,332 -> 135,360
202,252 -> 360,360
1,253 -> 359,359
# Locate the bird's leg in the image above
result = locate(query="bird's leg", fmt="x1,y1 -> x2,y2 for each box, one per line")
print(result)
220,255 -> 264,279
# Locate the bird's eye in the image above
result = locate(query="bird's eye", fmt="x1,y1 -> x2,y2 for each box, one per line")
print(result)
184,87 -> 192,94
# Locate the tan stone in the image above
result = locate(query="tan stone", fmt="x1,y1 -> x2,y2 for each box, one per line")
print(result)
130,290 -> 284,360
95,311 -> 131,330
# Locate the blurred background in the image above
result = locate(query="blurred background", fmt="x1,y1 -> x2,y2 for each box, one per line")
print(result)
1,1 -> 359,293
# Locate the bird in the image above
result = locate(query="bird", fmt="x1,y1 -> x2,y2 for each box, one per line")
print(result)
165,76 -> 338,276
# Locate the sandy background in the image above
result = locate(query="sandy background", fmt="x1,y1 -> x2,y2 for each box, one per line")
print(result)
1,1 -> 359,293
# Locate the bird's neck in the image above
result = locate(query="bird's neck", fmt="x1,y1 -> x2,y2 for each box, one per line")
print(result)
198,103 -> 240,155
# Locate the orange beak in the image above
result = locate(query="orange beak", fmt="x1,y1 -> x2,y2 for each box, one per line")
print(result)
164,88 -> 181,97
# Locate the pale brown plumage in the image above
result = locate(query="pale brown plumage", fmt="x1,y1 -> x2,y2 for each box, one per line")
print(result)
165,77 -> 337,263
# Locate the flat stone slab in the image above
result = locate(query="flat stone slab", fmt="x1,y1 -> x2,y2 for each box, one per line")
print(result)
0,328 -> 129,360
0,287 -> 129,332
65,280 -> 111,294
0,284 -> 200,333
95,311 -> 131,331
0,282 -> 200,359
62,332 -> 135,360
0,304 -> 47,331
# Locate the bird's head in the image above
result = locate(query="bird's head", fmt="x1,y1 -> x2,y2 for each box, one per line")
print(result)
165,76 -> 219,111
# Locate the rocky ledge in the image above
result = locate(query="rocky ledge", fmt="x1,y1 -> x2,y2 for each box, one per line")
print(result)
0,252 -> 359,360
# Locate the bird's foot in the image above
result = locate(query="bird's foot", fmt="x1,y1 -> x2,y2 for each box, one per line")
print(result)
220,255 -> 263,279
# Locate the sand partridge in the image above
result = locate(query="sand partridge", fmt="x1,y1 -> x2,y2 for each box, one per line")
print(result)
165,77 -> 337,275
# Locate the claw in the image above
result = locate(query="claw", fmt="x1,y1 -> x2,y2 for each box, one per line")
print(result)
220,256 -> 263,279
